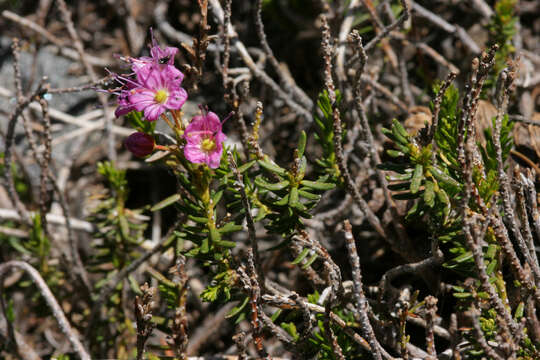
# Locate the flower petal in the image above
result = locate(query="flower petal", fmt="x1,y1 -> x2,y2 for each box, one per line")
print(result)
144,104 -> 165,121
184,142 -> 207,164
165,88 -> 188,110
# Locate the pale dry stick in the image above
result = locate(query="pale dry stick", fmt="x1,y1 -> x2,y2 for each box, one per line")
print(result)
229,153 -> 265,292
48,174 -> 93,295
0,261 -> 91,360
153,0 -> 228,55
135,283 -> 156,360
48,118 -> 132,148
363,0 -> 410,53
3,10 -> 64,46
320,14 -> 336,104
344,0 -> 409,68
0,225 -> 28,238
410,1 -> 481,54
262,293 -> 400,359
379,253 -> 443,298
460,152 -> 519,348
254,0 -> 312,109
0,208 -> 95,232
243,250 -> 269,359
233,332 -> 248,360
522,169 -> 540,244
360,74 -> 408,113
514,169 -> 540,277
509,114 -> 540,126
36,0 -> 53,26
343,220 -> 383,360
323,297 -> 346,360
122,0 -> 145,54
457,53 -> 481,171
470,305 -> 504,360
526,296 -> 540,343
11,39 -> 24,99
293,232 -> 343,296
290,292 -> 313,344
0,86 -> 132,137
487,203 -> 540,308
171,257 -> 189,359
208,0 -> 313,121
38,97 -> 52,238
3,79 -> 48,226
449,314 -> 462,360
219,2 -> 251,157
316,242 -> 346,360
187,302 -> 236,355
521,49 -> 540,65
314,193 -> 352,221
493,69 -> 540,288
3,55 -> 91,293
349,31 -> 416,260
0,317 -> 40,360
221,0 -> 232,88
471,0 -> 495,18
358,0 -> 398,68
336,0 -> 360,83
47,75 -> 112,94
390,33 -> 460,75
399,56 -> 414,107
12,38 -> 42,204
424,296 -> 437,359
332,108 -> 388,242
0,274 -> 18,356
405,315 -> 450,341
1,11 -> 110,67
56,0 -> 116,161
258,312 -> 298,354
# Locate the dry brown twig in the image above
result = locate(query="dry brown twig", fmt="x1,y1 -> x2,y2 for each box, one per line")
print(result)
171,257 -> 189,359
0,261 -> 91,360
208,0 -> 313,122
56,0 -> 116,161
135,283 -> 156,360
343,220 -> 383,360
254,0 -> 312,109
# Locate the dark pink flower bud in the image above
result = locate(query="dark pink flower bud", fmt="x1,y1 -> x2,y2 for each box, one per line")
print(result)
125,132 -> 155,157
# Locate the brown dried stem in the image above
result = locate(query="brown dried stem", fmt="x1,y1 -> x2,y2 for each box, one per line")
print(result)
56,0 -> 115,161
171,257 -> 189,359
135,283 -> 156,360
254,0 -> 312,109
343,220 -> 383,360
424,296 -> 438,358
0,261 -> 90,360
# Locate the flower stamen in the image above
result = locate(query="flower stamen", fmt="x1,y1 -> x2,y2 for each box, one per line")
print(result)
154,89 -> 169,104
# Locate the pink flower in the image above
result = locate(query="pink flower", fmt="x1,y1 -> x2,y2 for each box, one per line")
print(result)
184,111 -> 227,169
114,82 -> 136,117
129,31 -> 183,83
125,132 -> 155,157
127,65 -> 187,121
105,30 -> 187,121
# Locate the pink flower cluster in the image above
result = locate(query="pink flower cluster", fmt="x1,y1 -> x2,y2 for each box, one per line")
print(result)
113,33 -> 226,169
113,39 -> 187,121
